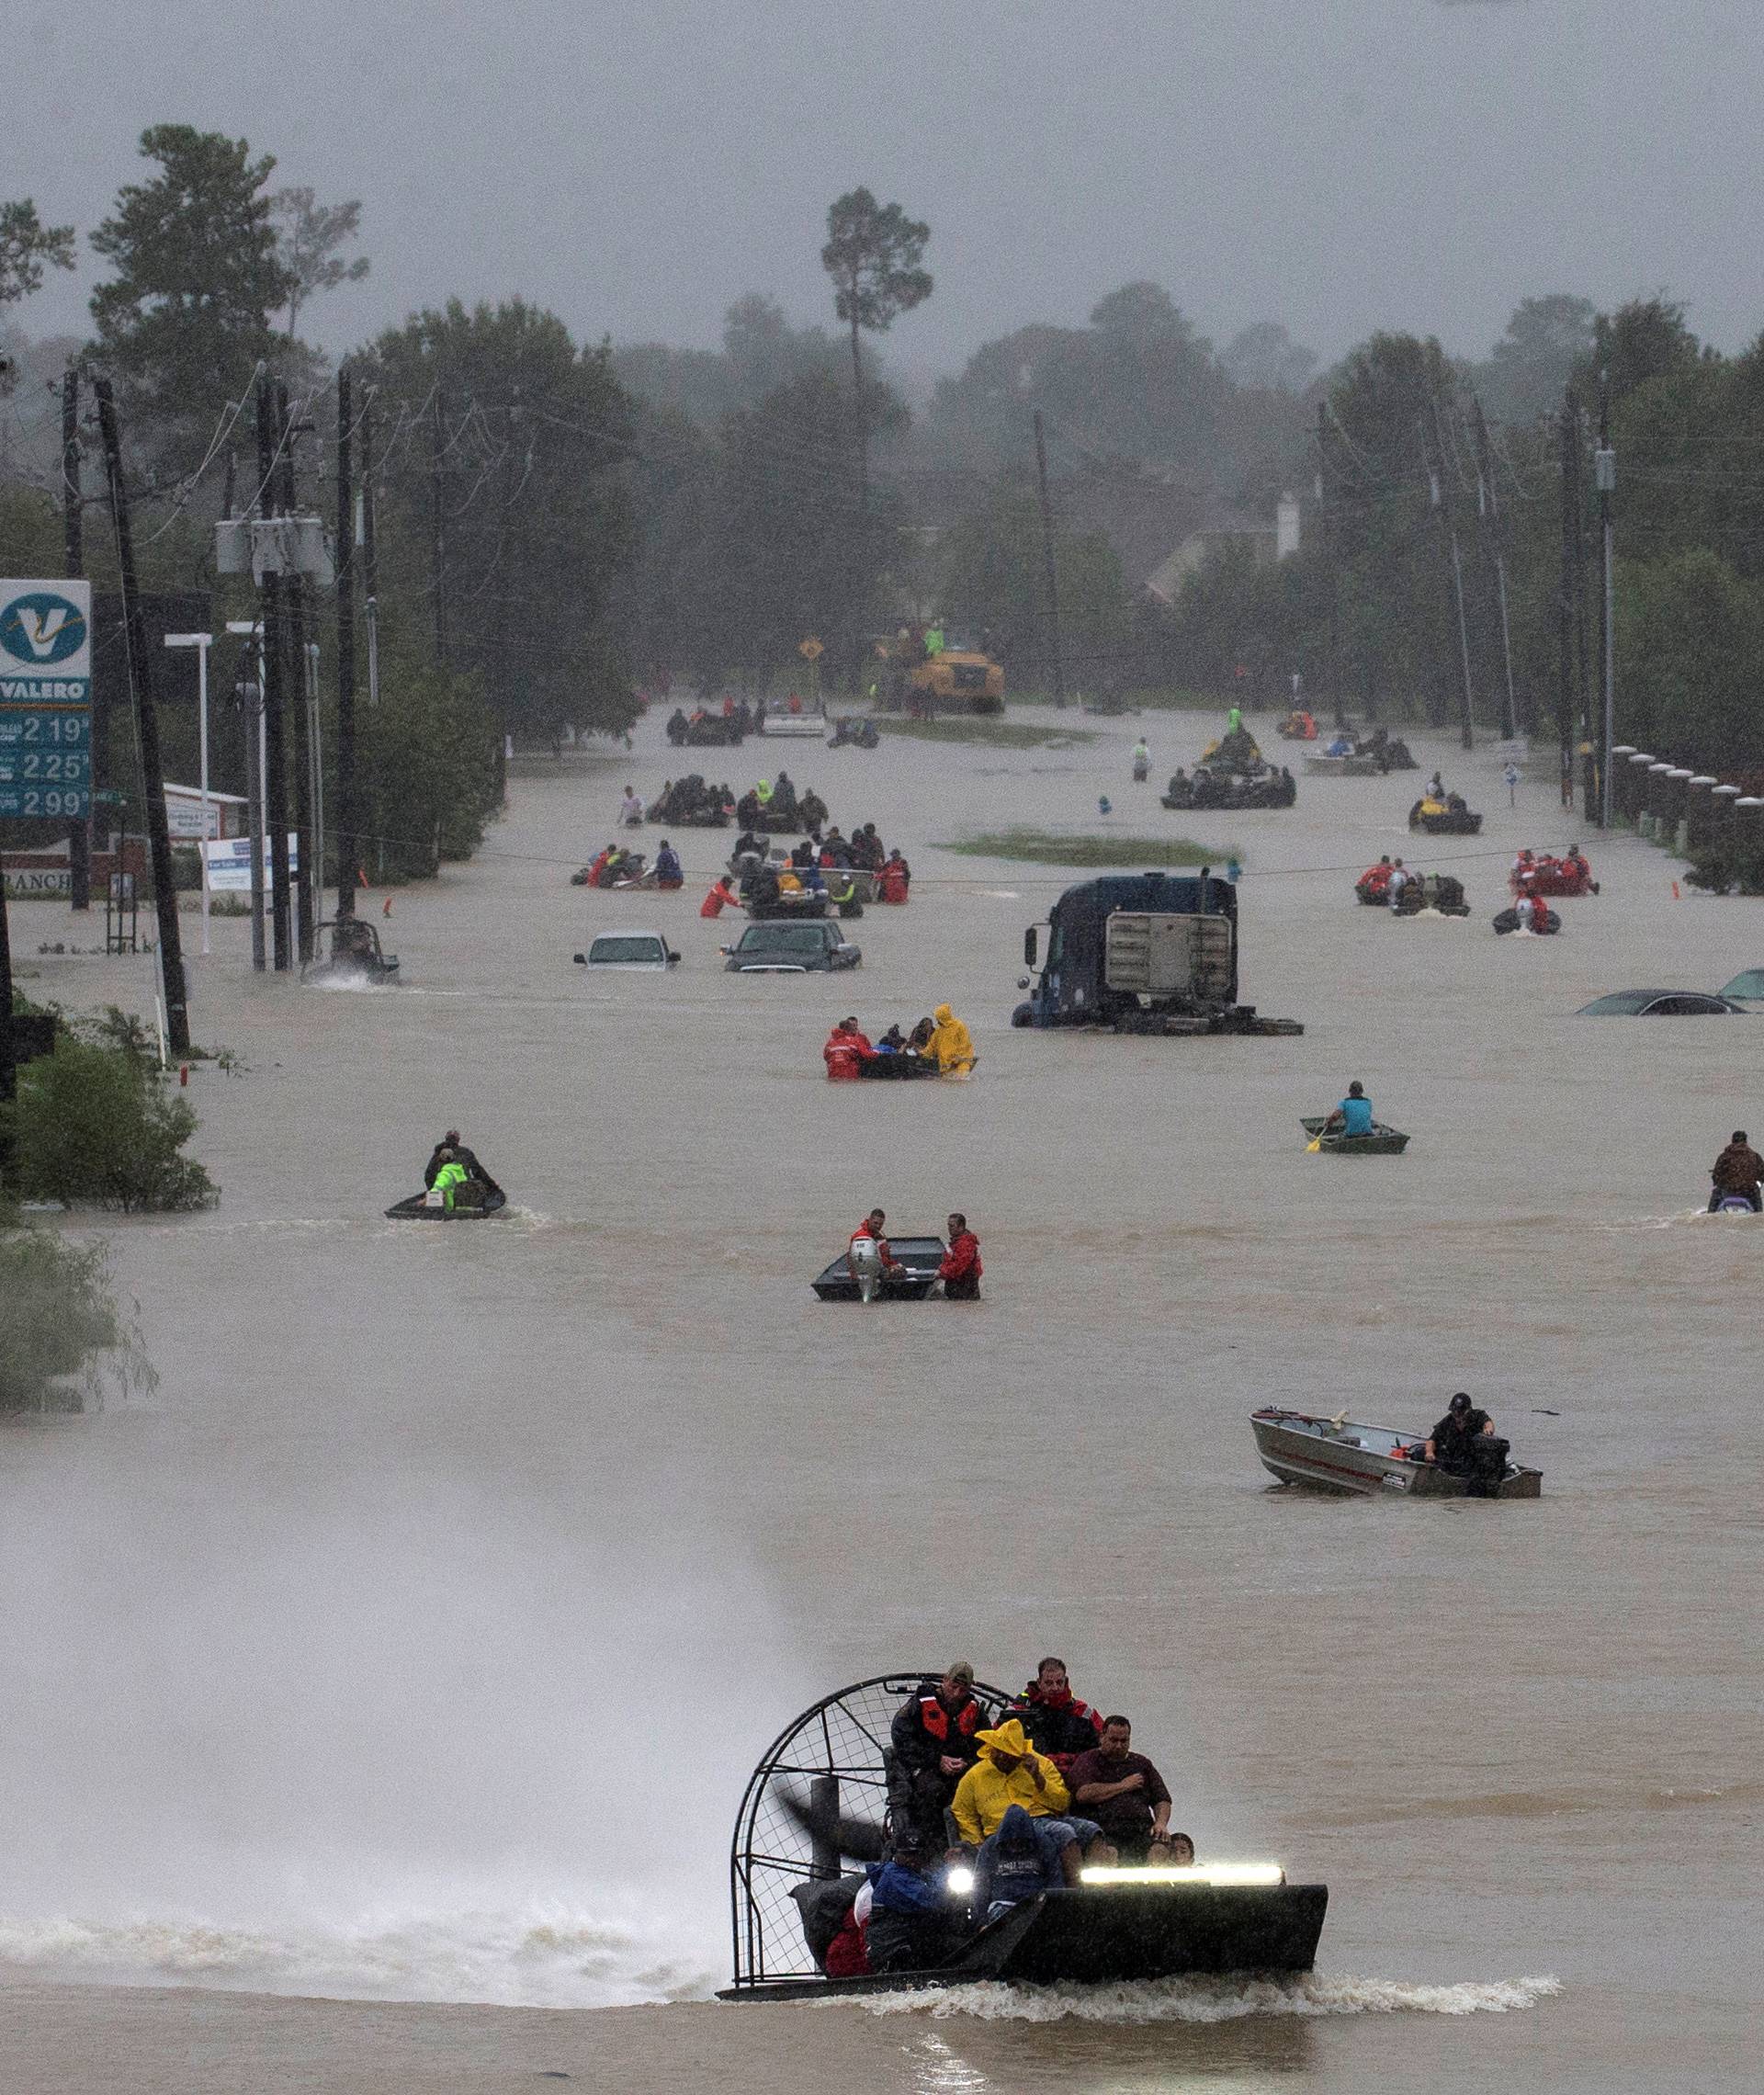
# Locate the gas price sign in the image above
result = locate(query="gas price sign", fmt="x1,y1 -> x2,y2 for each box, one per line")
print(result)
0,580 -> 92,820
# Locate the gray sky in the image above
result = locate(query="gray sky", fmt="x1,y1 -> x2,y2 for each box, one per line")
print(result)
14,0 -> 1764,376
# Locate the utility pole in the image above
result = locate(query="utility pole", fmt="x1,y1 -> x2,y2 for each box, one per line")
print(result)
94,378 -> 191,1058
361,394 -> 380,711
431,388 -> 449,669
335,369 -> 357,919
1556,392 -> 1580,810
257,375 -> 292,970
1596,371 -> 1617,830
278,381 -> 314,961
1033,409 -> 1066,708
0,833 -> 14,1139
61,368 -> 92,911
1316,401 -> 1342,717
1469,393 -> 1520,741
1421,401 -> 1476,751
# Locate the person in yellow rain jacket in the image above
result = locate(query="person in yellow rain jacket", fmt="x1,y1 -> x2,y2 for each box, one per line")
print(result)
925,1002 -> 977,1076
948,1720 -> 1106,1878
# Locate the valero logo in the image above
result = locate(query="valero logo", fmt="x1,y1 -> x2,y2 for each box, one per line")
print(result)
0,592 -> 88,667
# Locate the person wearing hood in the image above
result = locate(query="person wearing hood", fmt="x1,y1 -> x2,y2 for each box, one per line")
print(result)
863,1822 -> 960,1972
948,1719 -> 1071,1847
1008,1657 -> 1103,1769
971,1805 -> 1071,1921
925,1004 -> 977,1077
425,1130 -> 500,1198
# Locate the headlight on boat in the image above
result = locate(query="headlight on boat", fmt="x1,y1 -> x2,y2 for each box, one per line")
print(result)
1080,1863 -> 1286,1888
944,1864 -> 976,1896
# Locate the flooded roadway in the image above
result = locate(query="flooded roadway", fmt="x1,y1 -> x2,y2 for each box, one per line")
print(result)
0,708 -> 1758,2092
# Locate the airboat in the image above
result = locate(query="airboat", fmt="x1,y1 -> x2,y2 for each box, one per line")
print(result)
718,1673 -> 1328,2001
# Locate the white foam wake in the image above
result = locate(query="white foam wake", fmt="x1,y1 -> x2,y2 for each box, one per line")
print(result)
847,1971 -> 1563,2023
0,1907 -> 719,2010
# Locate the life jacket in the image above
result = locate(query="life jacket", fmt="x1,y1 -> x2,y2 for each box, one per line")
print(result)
916,1693 -> 980,1744
880,866 -> 909,904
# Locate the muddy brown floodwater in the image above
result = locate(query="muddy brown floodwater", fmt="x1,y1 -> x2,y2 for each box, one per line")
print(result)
0,709 -> 1758,2093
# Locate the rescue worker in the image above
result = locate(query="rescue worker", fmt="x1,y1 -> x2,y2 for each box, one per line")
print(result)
424,1130 -> 500,1196
823,1018 -> 875,1081
430,1148 -> 470,1212
1131,738 -> 1150,783
828,866 -> 862,918
938,1214 -> 983,1300
1708,1129 -> 1764,1213
700,875 -> 738,918
1424,1392 -> 1510,1497
925,1003 -> 977,1077
1008,1658 -> 1103,1769
653,840 -> 683,889
879,851 -> 910,904
846,1207 -> 904,1301
888,1663 -> 985,1849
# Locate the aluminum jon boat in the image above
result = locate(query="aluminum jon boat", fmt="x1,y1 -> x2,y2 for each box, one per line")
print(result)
1251,1407 -> 1541,1498
1299,1115 -> 1409,1155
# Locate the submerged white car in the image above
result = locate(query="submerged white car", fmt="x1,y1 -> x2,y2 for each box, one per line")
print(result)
574,931 -> 680,970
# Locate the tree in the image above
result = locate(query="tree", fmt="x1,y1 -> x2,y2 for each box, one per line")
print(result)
0,1223 -> 155,1412
1615,546 -> 1764,774
88,126 -> 297,469
0,198 -> 76,310
941,481 -> 1132,687
1478,294 -> 1596,425
271,186 -> 369,338
1221,322 -> 1318,396
357,298 -> 639,744
820,187 -> 932,511
1583,296 -> 1702,409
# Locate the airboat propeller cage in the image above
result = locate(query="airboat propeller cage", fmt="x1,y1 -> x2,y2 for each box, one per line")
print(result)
727,1672 -> 1012,1988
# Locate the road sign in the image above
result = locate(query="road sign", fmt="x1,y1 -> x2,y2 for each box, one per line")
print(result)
204,835 -> 298,893
1,579 -> 91,818
798,636 -> 824,661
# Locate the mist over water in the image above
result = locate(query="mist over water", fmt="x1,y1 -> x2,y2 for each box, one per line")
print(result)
1,716 -> 1759,2088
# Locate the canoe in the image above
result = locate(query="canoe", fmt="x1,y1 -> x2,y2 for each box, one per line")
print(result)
811,1235 -> 944,1300
384,1189 -> 508,1220
1251,1406 -> 1542,1499
1299,1115 -> 1410,1155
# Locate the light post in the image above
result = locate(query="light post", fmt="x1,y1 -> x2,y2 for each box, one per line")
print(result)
164,631 -> 213,956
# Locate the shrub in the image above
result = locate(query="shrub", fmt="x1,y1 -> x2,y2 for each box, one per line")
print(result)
1684,831 -> 1764,896
2,1036 -> 218,1212
0,1223 -> 157,1412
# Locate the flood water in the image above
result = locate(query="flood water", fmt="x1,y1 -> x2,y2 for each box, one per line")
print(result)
1,709 -> 1758,2092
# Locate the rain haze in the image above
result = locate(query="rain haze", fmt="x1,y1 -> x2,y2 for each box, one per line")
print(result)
14,0 -> 1764,370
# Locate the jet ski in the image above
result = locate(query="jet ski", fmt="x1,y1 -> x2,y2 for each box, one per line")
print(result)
384,1187 -> 508,1220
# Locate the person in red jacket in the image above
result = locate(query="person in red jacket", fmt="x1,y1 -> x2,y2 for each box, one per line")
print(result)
700,875 -> 738,918
939,1213 -> 982,1300
1008,1658 -> 1105,1772
823,1017 -> 875,1081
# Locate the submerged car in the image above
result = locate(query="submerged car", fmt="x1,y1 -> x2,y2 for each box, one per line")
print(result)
723,921 -> 861,972
573,930 -> 680,969
1575,989 -> 1745,1016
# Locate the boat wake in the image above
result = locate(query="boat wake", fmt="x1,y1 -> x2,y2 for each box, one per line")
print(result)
843,1971 -> 1562,2023
0,1905 -> 719,2010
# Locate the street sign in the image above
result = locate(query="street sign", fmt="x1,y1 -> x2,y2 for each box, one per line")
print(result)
798,636 -> 824,661
204,835 -> 298,893
0,579 -> 91,819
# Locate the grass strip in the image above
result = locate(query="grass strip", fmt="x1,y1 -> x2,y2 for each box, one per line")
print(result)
877,717 -> 1095,749
935,828 -> 1236,868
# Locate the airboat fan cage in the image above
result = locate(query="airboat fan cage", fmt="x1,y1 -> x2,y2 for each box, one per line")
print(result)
728,1671 -> 1011,1989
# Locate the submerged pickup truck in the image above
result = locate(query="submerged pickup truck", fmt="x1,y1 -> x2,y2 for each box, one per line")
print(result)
1012,871 -> 1301,1036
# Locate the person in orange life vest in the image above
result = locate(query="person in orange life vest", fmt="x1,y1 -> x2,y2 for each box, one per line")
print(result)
939,1213 -> 983,1300
823,1017 -> 875,1081
846,1207 -> 903,1300
888,1662 -> 985,1851
700,875 -> 738,918
1007,1656 -> 1104,1772
879,852 -> 910,905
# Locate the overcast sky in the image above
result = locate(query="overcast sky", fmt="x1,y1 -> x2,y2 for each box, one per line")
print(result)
12,0 -> 1764,379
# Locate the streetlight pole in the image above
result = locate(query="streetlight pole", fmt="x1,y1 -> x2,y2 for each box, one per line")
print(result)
164,632 -> 213,956
227,619 -> 266,970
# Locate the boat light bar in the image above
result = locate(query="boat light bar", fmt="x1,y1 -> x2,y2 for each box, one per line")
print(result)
944,1864 -> 976,1895
1080,1863 -> 1285,1888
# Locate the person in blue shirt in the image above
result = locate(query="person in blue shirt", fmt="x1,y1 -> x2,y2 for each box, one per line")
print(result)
865,1821 -> 961,1972
1331,1081 -> 1374,1138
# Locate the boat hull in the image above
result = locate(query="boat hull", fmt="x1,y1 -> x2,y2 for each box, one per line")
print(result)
384,1190 -> 507,1221
717,1882 -> 1328,2000
1252,1407 -> 1541,1498
812,1235 -> 945,1300
1299,1116 -> 1410,1155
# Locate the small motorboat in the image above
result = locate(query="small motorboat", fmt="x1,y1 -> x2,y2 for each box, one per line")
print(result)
384,1187 -> 508,1220
811,1235 -> 945,1300
718,1673 -> 1327,2001
302,917 -> 399,985
1300,1115 -> 1410,1155
1251,1406 -> 1542,1498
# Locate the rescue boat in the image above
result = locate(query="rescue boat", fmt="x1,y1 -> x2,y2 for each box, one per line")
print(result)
1251,1407 -> 1542,1498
